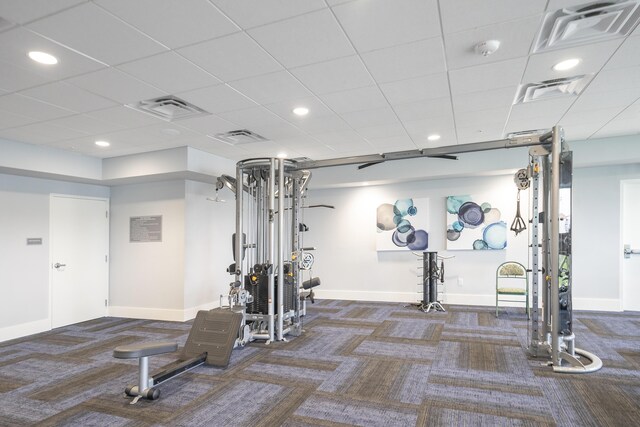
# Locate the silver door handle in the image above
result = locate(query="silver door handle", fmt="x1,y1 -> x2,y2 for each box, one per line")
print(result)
54,263 -> 66,269
624,245 -> 640,258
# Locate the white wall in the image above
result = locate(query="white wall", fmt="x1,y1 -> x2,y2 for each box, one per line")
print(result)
184,180 -> 235,314
304,175 -> 528,305
109,179 -> 237,321
305,163 -> 640,311
0,173 -> 109,341
109,181 -> 186,319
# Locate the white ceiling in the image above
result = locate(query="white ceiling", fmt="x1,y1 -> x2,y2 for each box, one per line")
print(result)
0,0 -> 639,161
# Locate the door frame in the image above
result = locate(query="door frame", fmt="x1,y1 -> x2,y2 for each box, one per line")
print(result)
620,179 -> 640,311
49,194 -> 110,329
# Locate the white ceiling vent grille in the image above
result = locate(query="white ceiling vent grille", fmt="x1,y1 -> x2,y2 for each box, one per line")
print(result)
515,75 -> 593,104
533,1 -> 640,52
212,129 -> 269,145
127,95 -> 209,121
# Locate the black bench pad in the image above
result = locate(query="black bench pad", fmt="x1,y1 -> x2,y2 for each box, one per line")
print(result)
113,341 -> 178,359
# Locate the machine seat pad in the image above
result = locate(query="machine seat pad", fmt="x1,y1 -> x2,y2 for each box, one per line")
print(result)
113,341 -> 178,359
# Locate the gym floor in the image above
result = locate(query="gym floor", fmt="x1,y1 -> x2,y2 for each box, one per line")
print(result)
0,300 -> 638,426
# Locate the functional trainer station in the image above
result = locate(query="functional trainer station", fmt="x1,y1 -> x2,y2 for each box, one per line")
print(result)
114,125 -> 601,403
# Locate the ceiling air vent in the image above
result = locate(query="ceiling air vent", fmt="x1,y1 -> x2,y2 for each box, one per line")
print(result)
514,75 -> 593,104
212,129 -> 269,145
533,0 -> 640,52
506,129 -> 550,139
127,95 -> 209,121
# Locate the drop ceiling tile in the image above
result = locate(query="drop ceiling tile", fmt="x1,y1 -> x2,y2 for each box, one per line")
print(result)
0,121 -> 86,144
568,88 -> 640,112
264,96 -> 334,120
44,114 -> 124,134
560,106 -> 625,135
379,73 -> 450,104
290,55 -> 373,95
504,117 -> 556,135
603,36 -> 640,70
67,68 -> 166,104
393,97 -> 453,122
449,58 -> 527,95
20,82 -> 116,113
217,106 -> 283,128
312,130 -> 370,152
27,2 -> 166,65
367,135 -> 417,151
333,0 -> 440,53
361,37 -> 446,83
0,27 -> 105,80
456,124 -> 505,144
177,84 -> 257,114
175,115 -> 237,136
455,107 -> 511,129
319,85 -> 389,113
403,114 -> 455,137
96,0 -> 239,49
354,122 -> 407,139
0,0 -> 86,24
248,122 -> 306,141
276,135 -> 323,148
452,86 -> 517,114
339,106 -> 400,128
413,128 -> 457,148
440,0 -> 545,34
290,113 -> 351,134
616,97 -> 640,119
586,66 -> 640,95
0,108 -> 38,130
177,32 -> 282,82
248,9 -> 354,68
445,16 -> 541,70
0,60 -> 51,92
228,71 -> 312,105
591,117 -> 640,139
509,97 -> 574,123
117,52 -> 221,94
0,93 -> 74,121
211,0 -> 326,29
523,39 -> 623,83
84,106 -> 163,129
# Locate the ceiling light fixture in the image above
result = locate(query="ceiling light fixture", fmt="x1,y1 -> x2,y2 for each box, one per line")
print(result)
95,140 -> 110,147
427,134 -> 441,141
292,107 -> 309,116
28,51 -> 58,65
276,152 -> 287,158
552,58 -> 581,71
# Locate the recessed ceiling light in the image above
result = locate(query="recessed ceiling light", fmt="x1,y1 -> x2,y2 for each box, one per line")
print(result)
276,152 -> 287,158
28,51 -> 58,65
553,58 -> 581,71
292,107 -> 309,116
427,134 -> 441,141
95,140 -> 110,147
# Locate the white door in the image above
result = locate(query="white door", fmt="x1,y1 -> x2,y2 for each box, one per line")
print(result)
622,180 -> 640,311
50,195 -> 109,328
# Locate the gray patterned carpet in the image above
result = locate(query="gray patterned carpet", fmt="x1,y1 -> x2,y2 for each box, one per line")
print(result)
0,300 -> 639,426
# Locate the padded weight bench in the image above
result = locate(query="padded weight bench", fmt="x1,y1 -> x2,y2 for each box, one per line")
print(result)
113,341 -> 178,403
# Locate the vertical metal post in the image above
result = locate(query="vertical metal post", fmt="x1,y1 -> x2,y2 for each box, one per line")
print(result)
422,252 -> 429,305
550,125 -> 561,366
268,159 -> 276,342
292,172 -> 301,327
541,155 -> 551,344
277,158 -> 285,341
139,356 -> 149,394
529,157 -> 541,355
235,165 -> 244,291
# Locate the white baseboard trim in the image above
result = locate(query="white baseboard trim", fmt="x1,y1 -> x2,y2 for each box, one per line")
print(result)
0,318 -> 50,343
573,298 -> 622,312
109,300 -> 220,322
